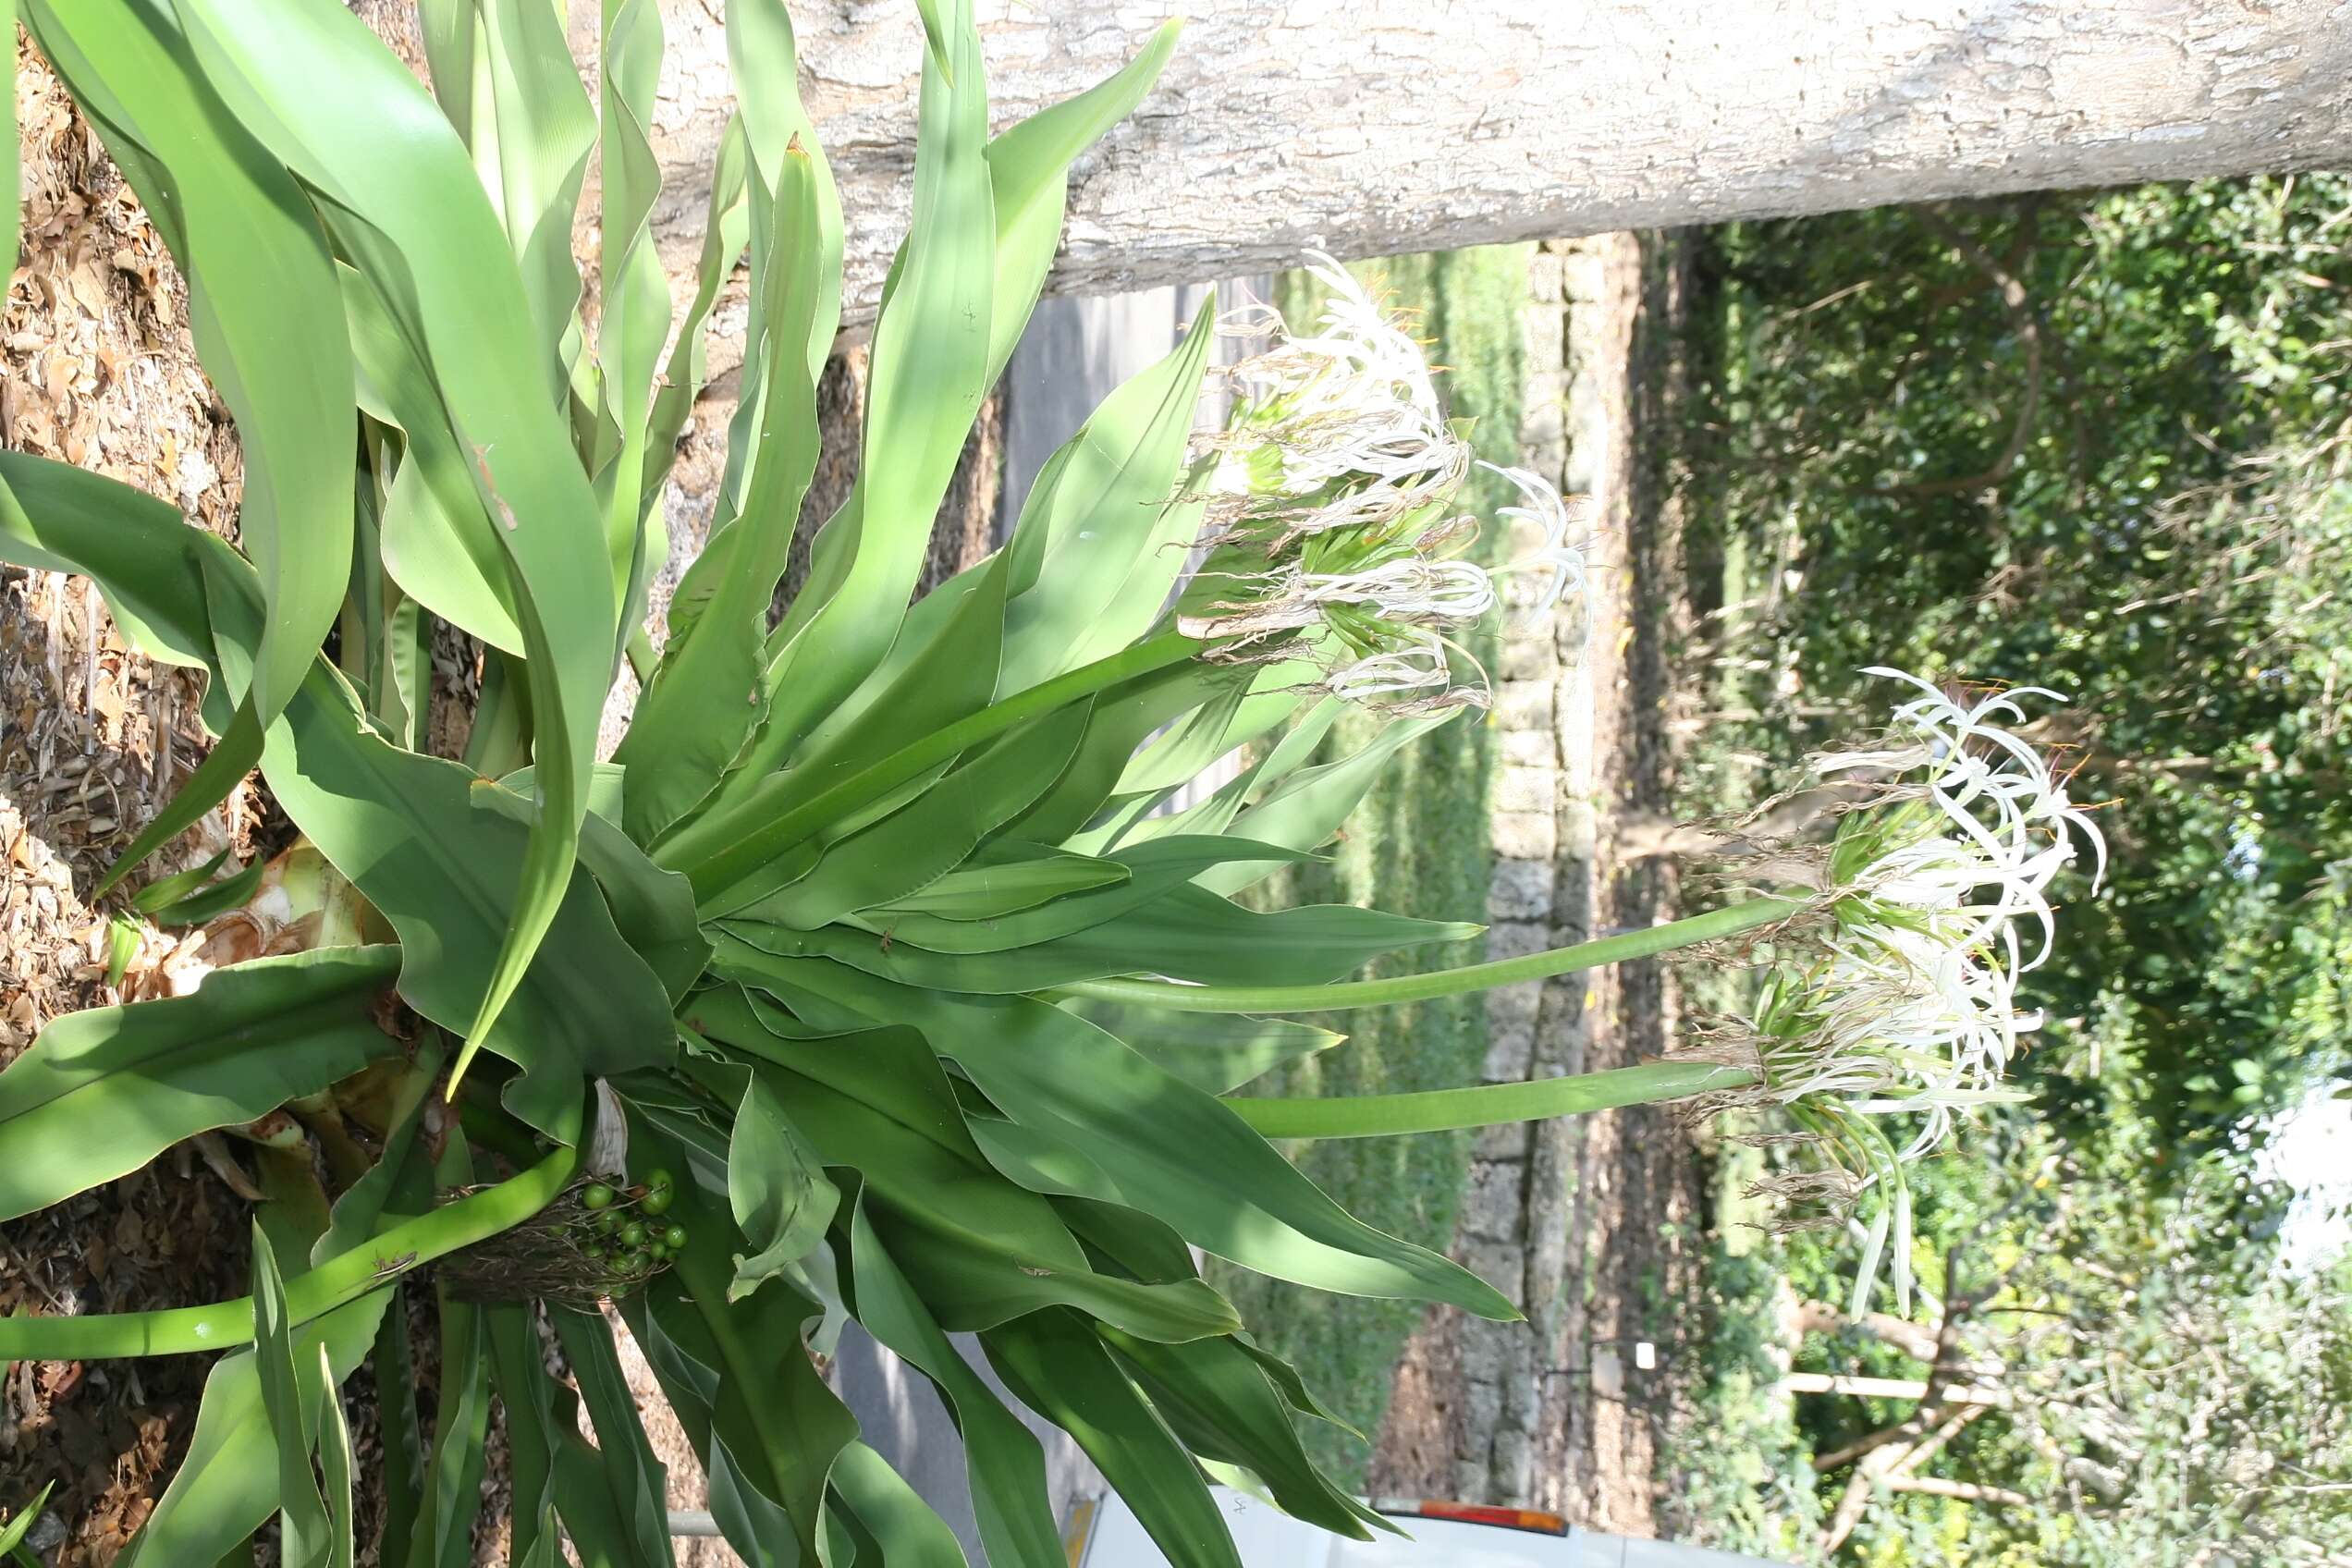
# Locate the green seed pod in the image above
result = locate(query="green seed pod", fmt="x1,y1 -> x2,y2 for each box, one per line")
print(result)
663,1225 -> 689,1252
582,1182 -> 616,1211
594,1208 -> 622,1236
619,1222 -> 648,1249
613,1251 -> 647,1275
640,1186 -> 675,1217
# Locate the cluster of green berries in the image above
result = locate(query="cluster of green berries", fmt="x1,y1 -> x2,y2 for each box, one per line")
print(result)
573,1169 -> 688,1279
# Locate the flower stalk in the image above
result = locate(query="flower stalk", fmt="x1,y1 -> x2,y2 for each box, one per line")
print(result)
1064,897 -> 1805,1015
0,1144 -> 577,1363
1230,1060 -> 1758,1139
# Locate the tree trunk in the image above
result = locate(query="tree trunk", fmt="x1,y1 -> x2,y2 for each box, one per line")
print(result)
649,0 -> 2352,328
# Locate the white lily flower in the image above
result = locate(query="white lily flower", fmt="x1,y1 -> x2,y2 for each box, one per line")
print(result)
1706,668 -> 2106,1181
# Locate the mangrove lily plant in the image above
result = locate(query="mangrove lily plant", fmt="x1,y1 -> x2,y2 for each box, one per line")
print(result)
0,2 -> 2099,1564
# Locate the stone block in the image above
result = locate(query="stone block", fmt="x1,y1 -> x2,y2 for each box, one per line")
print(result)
1494,680 -> 1551,730
1518,394 -> 1564,451
1483,920 -> 1550,962
1490,811 -> 1556,860
1460,1239 -> 1525,1305
1501,728 -> 1554,766
1463,1160 -> 1525,1242
1488,857 -> 1552,922
1561,251 -> 1606,306
1493,1429 -> 1536,1499
1526,251 -> 1563,302
1497,635 -> 1555,682
1482,1014 -> 1534,1081
1519,303 -> 1565,370
1495,766 -> 1557,815
1558,796 -> 1601,861
1487,976 -> 1541,1035
1476,1120 -> 1532,1160
1525,434 -> 1570,489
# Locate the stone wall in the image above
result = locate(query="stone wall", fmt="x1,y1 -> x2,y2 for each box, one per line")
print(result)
1444,235 -> 1628,1504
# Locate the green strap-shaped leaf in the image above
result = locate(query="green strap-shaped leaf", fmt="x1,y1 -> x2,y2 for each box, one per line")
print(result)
643,115 -> 753,522
998,300 -> 1216,692
626,1140 -> 859,1568
695,0 -> 841,549
547,1309 -> 680,1568
978,18 -> 1180,386
618,141 -> 826,845
685,1006 -> 1233,1341
689,16 -> 1182,748
846,1201 -> 1064,1568
0,1484 -> 53,1559
653,543 -> 1011,880
827,1443 -> 967,1568
776,967 -> 1518,1320
727,1073 -> 840,1302
410,1137 -> 492,1568
413,0 -> 482,144
983,1311 -> 1243,1568
1089,695 -> 1343,854
1099,1328 -> 1390,1542
112,1053 -> 447,1567
262,665 -> 676,1141
480,769 -> 713,1004
119,1293 -> 389,1568
1055,998 -> 1344,1096
26,0 -> 355,890
846,836 -> 1305,956
0,449 -> 226,678
484,1307 -> 559,1567
0,948 -> 401,1222
1194,713 -> 1457,896
717,884 -> 1476,996
876,839 -> 1130,921
473,0 -> 596,385
500,1306 -> 678,1568
342,264 -> 525,655
720,690 -> 1084,927
745,0 -> 994,770
1000,664 -> 1239,849
166,0 -> 619,1085
594,0 -> 676,635
251,1226 -> 338,1568
371,1289 -> 426,1568
728,0 -> 842,385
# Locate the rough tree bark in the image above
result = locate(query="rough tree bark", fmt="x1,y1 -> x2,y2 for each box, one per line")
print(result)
648,0 -> 2352,328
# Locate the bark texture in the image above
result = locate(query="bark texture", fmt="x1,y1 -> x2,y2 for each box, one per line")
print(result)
650,0 -> 2352,326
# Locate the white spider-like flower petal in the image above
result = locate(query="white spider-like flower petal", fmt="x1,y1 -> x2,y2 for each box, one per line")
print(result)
1732,668 -> 2104,1179
1478,459 -> 1590,612
1325,633 -> 1453,700
1298,558 -> 1498,621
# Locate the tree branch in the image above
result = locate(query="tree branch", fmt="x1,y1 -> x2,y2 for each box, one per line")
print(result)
1864,205 -> 2047,500
1886,1476 -> 2032,1508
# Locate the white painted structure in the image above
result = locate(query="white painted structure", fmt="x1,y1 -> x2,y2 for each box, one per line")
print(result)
1067,1486 -> 1791,1568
